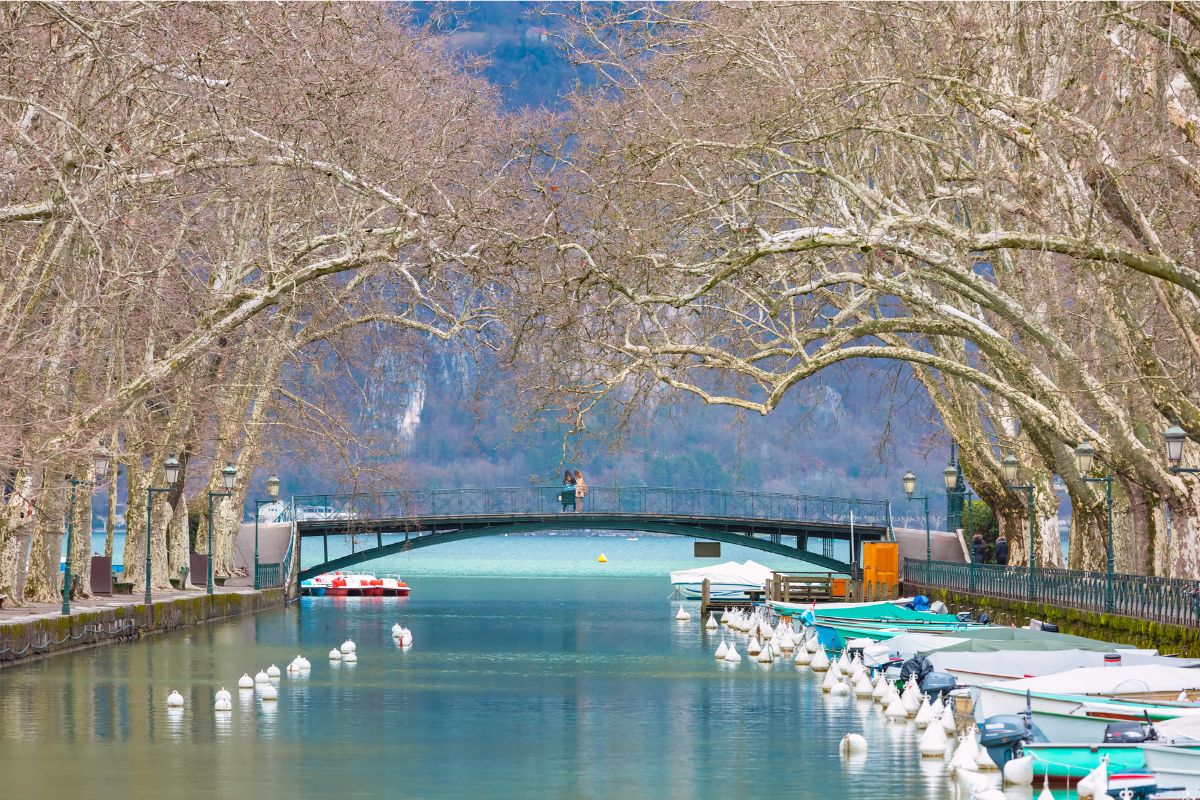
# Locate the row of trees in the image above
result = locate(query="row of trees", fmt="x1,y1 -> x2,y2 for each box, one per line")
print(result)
0,3 -> 502,602
502,2 -> 1200,579
4,2 -> 1200,605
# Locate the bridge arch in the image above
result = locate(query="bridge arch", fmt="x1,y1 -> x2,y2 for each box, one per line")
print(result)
298,519 -> 853,581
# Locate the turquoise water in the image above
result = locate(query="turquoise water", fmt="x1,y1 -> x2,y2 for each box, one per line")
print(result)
4,537 -> 1035,799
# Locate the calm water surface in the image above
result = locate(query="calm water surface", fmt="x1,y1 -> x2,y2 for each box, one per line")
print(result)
4,538 -> 1047,799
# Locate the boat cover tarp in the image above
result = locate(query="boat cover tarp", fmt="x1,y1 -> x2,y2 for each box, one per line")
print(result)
812,601 -> 961,624
928,650 -> 1200,680
1152,714 -> 1200,741
670,560 -> 774,588
929,627 -> 1122,653
993,665 -> 1200,696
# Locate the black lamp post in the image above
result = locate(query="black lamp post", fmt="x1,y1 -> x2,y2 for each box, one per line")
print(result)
62,451 -> 111,615
206,464 -> 237,596
1074,442 -> 1114,613
903,471 -> 931,565
145,455 -> 181,605
253,474 -> 281,590
1001,453 -> 1037,600
1165,426 -> 1200,474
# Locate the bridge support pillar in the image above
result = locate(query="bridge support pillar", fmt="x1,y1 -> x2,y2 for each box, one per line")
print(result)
796,533 -> 808,552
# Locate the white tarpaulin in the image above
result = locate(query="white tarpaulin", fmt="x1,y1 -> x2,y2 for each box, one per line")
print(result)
991,665 -> 1200,696
670,560 -> 774,588
929,650 -> 1200,685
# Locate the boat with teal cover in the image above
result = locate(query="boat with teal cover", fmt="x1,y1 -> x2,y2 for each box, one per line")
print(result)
1021,742 -> 1150,782
776,601 -> 984,650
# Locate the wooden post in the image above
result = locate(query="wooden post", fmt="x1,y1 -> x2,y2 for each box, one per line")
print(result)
701,578 -> 710,618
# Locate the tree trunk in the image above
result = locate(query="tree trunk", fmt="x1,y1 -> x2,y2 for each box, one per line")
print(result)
68,469 -> 93,598
1165,483 -> 1200,579
24,472 -> 66,603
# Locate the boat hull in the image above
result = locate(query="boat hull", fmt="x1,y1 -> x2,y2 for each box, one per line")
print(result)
978,686 -> 1200,741
1142,744 -> 1200,799
1021,743 -> 1147,782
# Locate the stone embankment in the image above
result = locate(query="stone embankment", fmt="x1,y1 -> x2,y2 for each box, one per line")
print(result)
0,589 -> 285,669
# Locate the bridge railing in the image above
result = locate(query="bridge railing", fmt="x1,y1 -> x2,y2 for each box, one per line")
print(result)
904,558 -> 1200,627
291,486 -> 891,528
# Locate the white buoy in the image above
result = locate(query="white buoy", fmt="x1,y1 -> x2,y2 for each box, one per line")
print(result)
821,669 -> 837,692
399,630 -> 413,647
706,612 -> 719,630
340,639 -> 356,654
756,645 -> 774,665
746,637 -> 762,656
1076,755 -> 1108,797
287,659 -> 301,674
1037,775 -> 1055,800
344,651 -> 358,663
950,728 -> 980,773
215,688 -> 232,704
254,670 -> 270,684
724,643 -> 742,663
266,664 -> 281,679
918,719 -> 948,756
836,651 -> 850,672
941,705 -> 957,734
794,647 -> 812,666
839,733 -> 868,755
975,791 -> 1007,800
238,673 -> 254,689
884,696 -> 908,720
914,697 -> 934,728
901,687 -> 922,717
715,640 -> 728,660
853,674 -> 874,697
261,683 -> 278,702
830,677 -> 851,696
805,635 -> 819,654
976,743 -> 999,771
720,607 -> 731,624
810,647 -> 830,672
392,623 -> 404,638
675,606 -> 691,621
1002,754 -> 1035,786
329,648 -> 342,661
166,690 -> 185,708
298,655 -> 311,670
871,674 -> 887,701
214,696 -> 232,712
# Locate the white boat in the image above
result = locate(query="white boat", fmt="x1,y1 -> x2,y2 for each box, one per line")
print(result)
669,560 -> 774,599
1143,744 -> 1200,799
930,649 -> 1194,687
977,666 -> 1200,741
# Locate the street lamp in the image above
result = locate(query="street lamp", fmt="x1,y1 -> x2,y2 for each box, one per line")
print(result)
1001,453 -> 1037,599
145,455 -> 181,606
253,474 -> 281,590
902,471 -> 932,565
61,451 -> 111,615
206,464 -> 238,596
1074,442 -> 1114,613
1165,425 -> 1200,474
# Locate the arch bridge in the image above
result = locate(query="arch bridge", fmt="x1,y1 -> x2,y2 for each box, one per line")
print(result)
292,486 -> 893,582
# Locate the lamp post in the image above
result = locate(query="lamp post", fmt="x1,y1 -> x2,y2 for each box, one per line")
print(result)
1001,454 -> 1037,600
902,471 -> 932,566
1074,442 -> 1114,613
253,474 -> 281,590
145,455 -> 181,606
1165,425 -> 1200,474
62,452 -> 111,615
963,488 -> 975,594
206,464 -> 237,596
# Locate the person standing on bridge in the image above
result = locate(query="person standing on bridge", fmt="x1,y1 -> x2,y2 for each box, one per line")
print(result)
574,470 -> 587,510
994,535 -> 1009,566
561,471 -> 576,512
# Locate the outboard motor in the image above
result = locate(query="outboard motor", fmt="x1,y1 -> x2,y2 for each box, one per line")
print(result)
845,638 -> 872,663
899,654 -> 934,685
978,693 -> 1048,770
977,612 -> 991,625
956,611 -> 975,623
921,671 -> 958,702
1103,712 -> 1158,744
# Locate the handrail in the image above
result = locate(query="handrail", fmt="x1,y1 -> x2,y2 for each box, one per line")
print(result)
904,558 -> 1200,627
288,486 -> 891,527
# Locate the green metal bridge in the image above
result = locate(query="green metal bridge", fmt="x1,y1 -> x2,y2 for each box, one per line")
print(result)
293,486 -> 893,582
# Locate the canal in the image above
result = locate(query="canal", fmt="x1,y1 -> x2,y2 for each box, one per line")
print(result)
1,537 -> 1031,799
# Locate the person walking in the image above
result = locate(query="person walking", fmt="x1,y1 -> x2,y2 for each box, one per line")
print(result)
573,470 -> 587,511
971,533 -> 986,564
994,535 -> 1009,566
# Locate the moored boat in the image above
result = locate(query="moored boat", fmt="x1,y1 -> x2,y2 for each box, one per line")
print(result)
670,560 -> 773,599
301,571 -> 411,597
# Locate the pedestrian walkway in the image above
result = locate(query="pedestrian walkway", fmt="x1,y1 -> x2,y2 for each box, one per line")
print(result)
0,574 -> 254,625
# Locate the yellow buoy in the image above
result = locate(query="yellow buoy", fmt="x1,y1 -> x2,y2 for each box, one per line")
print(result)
597,553 -> 608,563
